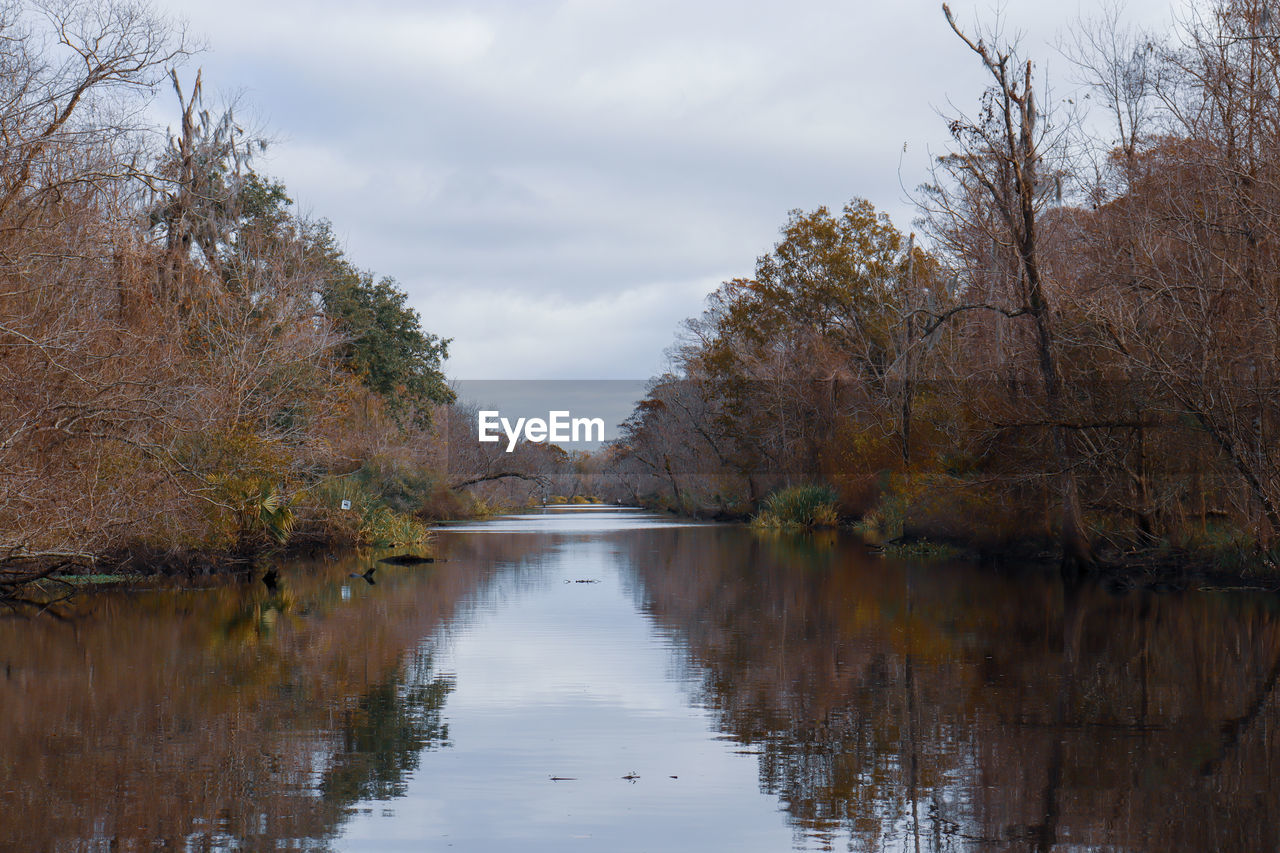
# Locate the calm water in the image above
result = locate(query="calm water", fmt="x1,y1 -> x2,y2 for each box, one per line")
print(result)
3,507 -> 1279,851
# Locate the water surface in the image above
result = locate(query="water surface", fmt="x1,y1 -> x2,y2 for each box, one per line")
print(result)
2,507 -> 1278,851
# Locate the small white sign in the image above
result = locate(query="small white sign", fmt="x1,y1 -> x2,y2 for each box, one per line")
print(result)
340,499 -> 352,510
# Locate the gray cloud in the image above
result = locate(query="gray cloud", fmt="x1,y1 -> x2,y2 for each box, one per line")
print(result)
154,0 -> 1176,379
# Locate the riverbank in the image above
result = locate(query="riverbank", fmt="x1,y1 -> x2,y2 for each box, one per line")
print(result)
0,495 -> 446,596
8,493 -> 1277,602
0,491 -> 603,597
631,491 -> 1280,592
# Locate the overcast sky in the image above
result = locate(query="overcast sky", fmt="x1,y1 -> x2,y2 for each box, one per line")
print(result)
152,0 -> 1174,381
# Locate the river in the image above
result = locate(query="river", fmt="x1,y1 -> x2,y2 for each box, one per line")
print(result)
1,506 -> 1278,851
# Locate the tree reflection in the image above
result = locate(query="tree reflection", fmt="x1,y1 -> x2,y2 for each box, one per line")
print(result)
320,650 -> 454,804
6,524 -> 1280,851
624,527 -> 1280,851
0,554 -> 476,851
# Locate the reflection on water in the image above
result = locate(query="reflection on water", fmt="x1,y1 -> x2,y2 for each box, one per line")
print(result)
2,509 -> 1279,851
625,527 -> 1280,852
0,551 -> 477,851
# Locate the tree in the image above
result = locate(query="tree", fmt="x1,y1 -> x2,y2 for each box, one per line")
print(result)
319,251 -> 454,429
688,199 -> 937,484
1062,0 -> 1280,546
0,0 -> 191,573
604,199 -> 946,515
0,0 -> 187,224
923,5 -> 1093,567
148,69 -> 267,303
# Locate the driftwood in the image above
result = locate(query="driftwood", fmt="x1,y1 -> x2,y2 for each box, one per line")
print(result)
0,551 -> 96,598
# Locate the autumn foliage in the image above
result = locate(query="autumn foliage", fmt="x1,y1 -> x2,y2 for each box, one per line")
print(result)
609,0 -> 1280,569
0,1 -> 454,579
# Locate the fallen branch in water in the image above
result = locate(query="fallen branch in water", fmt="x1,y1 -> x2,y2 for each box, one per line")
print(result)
0,550 -> 97,598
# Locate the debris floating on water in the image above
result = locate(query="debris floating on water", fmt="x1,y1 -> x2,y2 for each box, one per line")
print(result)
348,568 -> 376,585
378,554 -> 436,566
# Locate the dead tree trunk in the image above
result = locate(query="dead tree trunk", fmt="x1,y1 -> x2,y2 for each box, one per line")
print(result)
942,5 -> 1094,568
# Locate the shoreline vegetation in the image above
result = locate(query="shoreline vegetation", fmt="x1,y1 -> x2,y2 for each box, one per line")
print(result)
604,0 -> 1280,590
0,3 -> 484,597
9,0 -> 1280,596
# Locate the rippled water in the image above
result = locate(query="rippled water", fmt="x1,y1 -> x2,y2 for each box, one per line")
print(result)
2,506 -> 1279,851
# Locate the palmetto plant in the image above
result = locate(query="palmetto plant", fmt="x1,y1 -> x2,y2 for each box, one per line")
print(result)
209,474 -> 298,546
254,486 -> 298,545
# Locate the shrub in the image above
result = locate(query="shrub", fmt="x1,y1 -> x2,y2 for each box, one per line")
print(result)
470,497 -> 500,518
417,482 -> 475,521
296,476 -> 431,547
850,492 -> 908,544
195,429 -> 301,549
352,457 -> 437,515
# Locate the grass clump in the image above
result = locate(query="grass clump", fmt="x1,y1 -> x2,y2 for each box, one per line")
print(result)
752,485 -> 841,530
359,504 -> 431,547
469,497 -> 500,519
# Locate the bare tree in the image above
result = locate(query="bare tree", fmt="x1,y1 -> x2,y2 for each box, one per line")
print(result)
0,0 -> 187,222
920,5 -> 1093,566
